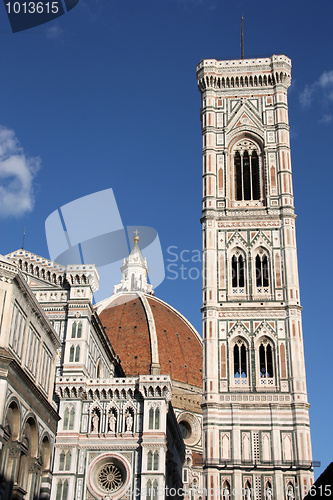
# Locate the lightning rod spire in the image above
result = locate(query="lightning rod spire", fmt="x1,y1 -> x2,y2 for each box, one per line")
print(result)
241,17 -> 244,59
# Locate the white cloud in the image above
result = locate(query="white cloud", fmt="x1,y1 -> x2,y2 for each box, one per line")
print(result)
0,126 -> 41,218
320,114 -> 333,124
299,70 -> 333,111
299,84 -> 314,108
318,70 -> 333,89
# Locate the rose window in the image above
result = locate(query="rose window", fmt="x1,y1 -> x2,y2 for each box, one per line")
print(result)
98,463 -> 124,492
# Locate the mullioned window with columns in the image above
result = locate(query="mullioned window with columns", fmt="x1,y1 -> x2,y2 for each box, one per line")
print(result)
227,335 -> 277,391
230,138 -> 264,205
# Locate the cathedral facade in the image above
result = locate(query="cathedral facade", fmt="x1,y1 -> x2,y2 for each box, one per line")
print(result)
1,235 -> 203,500
0,53 -> 314,500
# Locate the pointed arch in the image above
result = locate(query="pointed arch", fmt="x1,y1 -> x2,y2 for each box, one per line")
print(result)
149,407 -> 154,429
255,334 -> 276,388
65,450 -> 71,471
222,480 -> 231,500
147,450 -> 153,470
283,434 -> 293,461
230,336 -> 249,387
59,451 -> 65,470
153,450 -> 159,470
63,408 -> 69,430
69,407 -> 75,430
69,345 -> 75,362
221,433 -> 230,459
242,433 -> 251,461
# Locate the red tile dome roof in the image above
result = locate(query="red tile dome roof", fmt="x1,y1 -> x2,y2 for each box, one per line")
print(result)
97,293 -> 202,388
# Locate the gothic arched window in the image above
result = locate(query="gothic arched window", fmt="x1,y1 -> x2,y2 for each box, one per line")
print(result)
75,345 -> 80,362
149,408 -> 154,429
234,342 -> 247,378
56,480 -> 68,500
234,147 -> 261,201
146,480 -> 152,500
63,407 -> 75,430
147,451 -> 153,470
59,451 -> 65,471
69,346 -> 75,362
259,342 -> 274,379
155,408 -> 160,429
233,339 -> 248,387
256,254 -> 269,287
232,254 -> 245,288
56,482 -> 62,500
153,451 -> 159,470
69,408 -> 75,430
65,451 -> 71,471
148,407 -> 160,430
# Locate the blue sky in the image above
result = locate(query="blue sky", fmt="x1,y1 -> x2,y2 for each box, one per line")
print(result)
0,0 -> 332,478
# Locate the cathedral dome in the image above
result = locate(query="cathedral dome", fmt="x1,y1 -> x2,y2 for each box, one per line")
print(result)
96,292 -> 202,388
95,233 -> 202,387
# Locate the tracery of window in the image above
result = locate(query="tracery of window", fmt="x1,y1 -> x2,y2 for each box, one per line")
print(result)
233,339 -> 248,386
232,253 -> 245,289
259,339 -> 274,386
234,149 -> 260,201
98,463 -> 123,493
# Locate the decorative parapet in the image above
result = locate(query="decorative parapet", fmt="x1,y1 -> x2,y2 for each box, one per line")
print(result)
4,251 -> 100,293
56,374 -> 172,401
66,264 -> 99,293
197,55 -> 291,90
138,375 -> 172,401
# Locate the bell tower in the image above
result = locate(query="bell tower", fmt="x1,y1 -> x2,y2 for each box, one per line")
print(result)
197,56 -> 313,499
